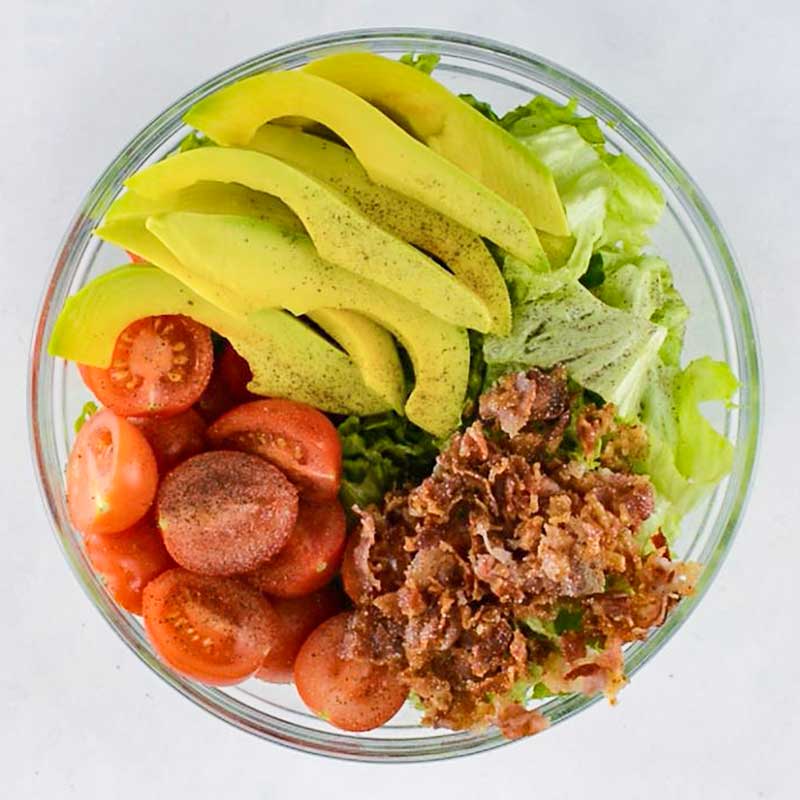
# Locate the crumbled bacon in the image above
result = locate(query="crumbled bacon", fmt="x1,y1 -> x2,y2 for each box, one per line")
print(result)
347,368 -> 699,738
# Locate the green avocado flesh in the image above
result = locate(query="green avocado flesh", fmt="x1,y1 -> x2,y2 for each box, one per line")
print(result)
48,265 -> 391,415
246,124 -> 511,335
126,147 -> 491,332
183,69 -> 545,263
99,192 -> 406,414
303,52 -> 569,238
145,212 -> 469,436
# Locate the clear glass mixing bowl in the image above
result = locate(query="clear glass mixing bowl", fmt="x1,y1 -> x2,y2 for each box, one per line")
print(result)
28,28 -> 761,762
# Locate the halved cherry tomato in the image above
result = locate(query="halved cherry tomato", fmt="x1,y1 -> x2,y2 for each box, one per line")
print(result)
143,568 -> 279,685
294,612 -> 407,731
218,344 -> 256,403
256,584 -> 346,683
129,408 -> 206,472
340,529 -> 366,604
67,409 -> 158,535
207,399 -> 342,502
79,315 -> 213,418
84,517 -> 175,615
157,451 -> 298,576
193,357 -> 238,423
248,500 -> 346,598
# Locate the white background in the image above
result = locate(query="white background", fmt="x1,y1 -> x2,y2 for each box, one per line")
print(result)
3,1 -> 798,797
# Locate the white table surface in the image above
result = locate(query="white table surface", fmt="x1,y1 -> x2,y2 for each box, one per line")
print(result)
3,1 -> 798,797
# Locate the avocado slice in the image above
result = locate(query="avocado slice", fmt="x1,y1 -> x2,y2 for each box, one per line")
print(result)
145,212 -> 469,436
184,69 -> 545,264
49,265 -> 391,415
126,147 -> 491,332
246,124 -> 511,335
95,216 -> 406,414
303,53 -> 569,238
105,180 -> 305,233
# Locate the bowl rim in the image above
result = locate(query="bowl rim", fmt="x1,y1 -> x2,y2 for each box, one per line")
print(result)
28,26 -> 762,763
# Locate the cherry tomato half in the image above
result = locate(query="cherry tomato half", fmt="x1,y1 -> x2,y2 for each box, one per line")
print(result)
80,315 -> 213,418
84,517 -> 175,615
207,399 -> 342,502
248,500 -> 346,598
218,344 -> 256,403
294,613 -> 407,732
157,451 -> 298,576
129,408 -> 207,472
143,569 -> 279,685
67,408 -> 158,535
256,585 -> 346,683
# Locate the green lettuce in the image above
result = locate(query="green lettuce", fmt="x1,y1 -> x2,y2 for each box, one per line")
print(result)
399,52 -> 440,74
501,95 -> 605,149
484,281 -> 666,418
337,412 -> 439,511
638,357 -> 738,538
73,401 -> 98,433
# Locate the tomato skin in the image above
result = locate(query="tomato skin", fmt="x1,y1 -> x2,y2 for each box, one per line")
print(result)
143,569 -> 279,685
193,359 -> 238,423
294,613 -> 407,731
84,518 -> 175,615
218,344 -> 256,403
248,500 -> 346,599
129,408 -> 206,472
67,409 -> 158,536
79,315 -> 213,418
207,399 -> 342,502
157,451 -> 298,576
256,585 -> 346,683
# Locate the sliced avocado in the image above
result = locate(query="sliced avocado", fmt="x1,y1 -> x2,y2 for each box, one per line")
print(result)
126,147 -> 491,332
105,180 -> 305,233
146,212 -> 469,436
49,265 -> 390,415
184,69 -> 544,263
303,53 -> 569,237
247,124 -> 511,335
95,216 -> 405,414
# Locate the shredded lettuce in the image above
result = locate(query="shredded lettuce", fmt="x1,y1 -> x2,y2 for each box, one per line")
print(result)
398,52 -> 440,74
501,96 -> 605,150
337,412 -> 439,511
73,401 -> 98,433
459,93 -> 501,123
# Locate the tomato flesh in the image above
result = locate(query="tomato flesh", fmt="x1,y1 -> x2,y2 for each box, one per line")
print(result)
80,315 -> 213,417
143,568 -> 279,685
248,500 -> 346,598
67,408 -> 158,535
295,613 -> 407,731
129,408 -> 206,472
207,399 -> 342,502
257,585 -> 345,683
84,517 -> 175,614
157,451 -> 298,576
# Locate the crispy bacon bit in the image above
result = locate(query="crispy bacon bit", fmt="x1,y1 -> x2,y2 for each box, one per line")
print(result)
479,366 -> 569,437
576,403 -> 616,458
495,703 -> 550,740
348,368 -> 699,738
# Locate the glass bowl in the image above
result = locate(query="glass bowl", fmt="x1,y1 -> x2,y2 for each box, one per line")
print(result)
28,28 -> 761,762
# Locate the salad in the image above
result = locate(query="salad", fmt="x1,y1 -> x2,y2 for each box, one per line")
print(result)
48,51 -> 737,738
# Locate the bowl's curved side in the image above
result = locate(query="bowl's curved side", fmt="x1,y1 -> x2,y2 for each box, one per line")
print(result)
28,28 -> 761,763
